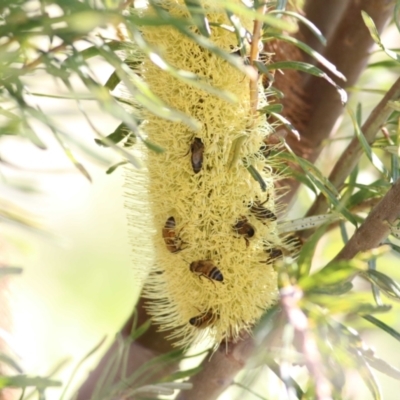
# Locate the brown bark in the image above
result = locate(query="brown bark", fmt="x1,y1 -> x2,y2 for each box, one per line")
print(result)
304,77 -> 400,227
175,332 -> 255,400
281,0 -> 395,208
298,0 -> 348,66
333,178 -> 400,262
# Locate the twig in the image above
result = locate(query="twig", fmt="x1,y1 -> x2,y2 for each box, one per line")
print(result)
333,177 -> 400,262
303,77 -> 400,231
249,2 -> 267,119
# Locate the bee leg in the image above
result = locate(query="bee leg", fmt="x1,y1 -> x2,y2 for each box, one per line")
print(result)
199,274 -> 216,287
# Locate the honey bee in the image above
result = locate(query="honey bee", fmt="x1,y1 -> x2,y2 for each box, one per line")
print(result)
233,216 -> 255,246
162,216 -> 184,253
190,137 -> 204,173
190,260 -> 223,283
283,234 -> 303,251
189,309 -> 219,329
250,199 -> 277,222
266,247 -> 283,262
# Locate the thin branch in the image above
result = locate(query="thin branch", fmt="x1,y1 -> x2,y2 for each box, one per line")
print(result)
249,2 -> 267,119
333,177 -> 400,262
303,76 -> 400,232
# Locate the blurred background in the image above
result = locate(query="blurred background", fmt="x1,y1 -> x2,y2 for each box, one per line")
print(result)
1,58 -> 139,399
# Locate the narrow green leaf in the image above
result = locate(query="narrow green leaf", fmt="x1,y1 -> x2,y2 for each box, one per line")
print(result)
368,60 -> 400,69
352,350 -> 382,400
225,10 -> 248,58
297,225 -> 327,278
0,375 -> 61,390
227,135 -> 246,169
360,270 -> 400,301
184,0 -> 210,37
269,86 -> 284,99
266,110 -> 300,140
395,2 -> 400,35
234,382 -> 268,400
259,104 -> 283,114
278,214 -> 338,234
385,240 -> 400,253
285,167 -> 317,193
217,0 -> 297,32
125,348 -> 185,387
308,295 -> 391,315
264,34 -> 344,80
345,188 -> 380,209
332,321 -> 386,393
51,129 -> 92,183
368,258 -> 383,307
95,123 -> 132,147
0,267 -> 23,277
29,92 -> 96,101
278,151 -> 339,198
106,161 -> 128,174
65,41 -> 125,64
391,135 -> 399,182
161,366 -> 202,382
341,163 -> 359,205
339,220 -> 349,244
363,315 -> 400,343
130,319 -> 152,341
361,11 -> 400,63
143,139 -> 164,153
104,70 -> 121,91
59,337 -> 106,400
348,108 -> 390,180
265,359 -> 304,399
267,61 -> 347,104
308,281 -> 353,295
274,0 -> 288,11
60,11 -> 124,35
365,352 -> 400,380
246,164 -> 267,192
300,260 -> 360,291
280,148 -> 358,226
361,11 -> 381,43
21,121 -> 47,150
268,10 -> 326,45
0,354 -> 23,373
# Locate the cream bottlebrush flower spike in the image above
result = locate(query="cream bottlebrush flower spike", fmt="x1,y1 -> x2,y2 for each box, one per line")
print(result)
125,0 -> 292,348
